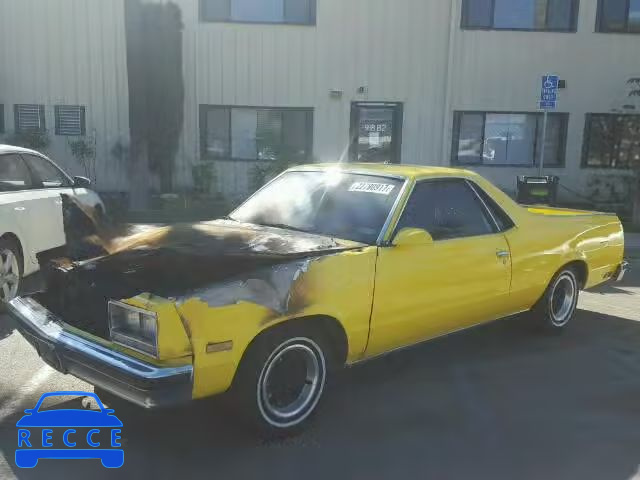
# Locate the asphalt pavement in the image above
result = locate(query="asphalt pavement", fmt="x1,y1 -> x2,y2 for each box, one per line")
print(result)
0,254 -> 639,480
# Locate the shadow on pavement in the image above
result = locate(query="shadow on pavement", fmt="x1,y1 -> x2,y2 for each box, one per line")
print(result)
0,314 -> 14,341
0,274 -> 45,341
2,309 -> 640,479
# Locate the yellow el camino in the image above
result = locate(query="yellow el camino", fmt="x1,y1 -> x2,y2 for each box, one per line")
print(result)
8,164 -> 628,434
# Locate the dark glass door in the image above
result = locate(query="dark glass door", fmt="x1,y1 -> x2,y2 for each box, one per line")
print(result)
350,102 -> 403,164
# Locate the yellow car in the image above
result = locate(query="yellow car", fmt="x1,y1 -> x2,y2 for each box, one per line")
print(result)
8,164 -> 628,434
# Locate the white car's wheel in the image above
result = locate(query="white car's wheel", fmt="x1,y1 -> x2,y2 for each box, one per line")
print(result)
235,325 -> 332,436
0,239 -> 22,309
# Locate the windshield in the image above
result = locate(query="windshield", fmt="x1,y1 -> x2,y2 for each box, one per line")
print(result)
230,170 -> 404,244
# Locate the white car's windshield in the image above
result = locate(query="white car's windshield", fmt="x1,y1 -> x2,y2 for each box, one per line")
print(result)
230,171 -> 404,244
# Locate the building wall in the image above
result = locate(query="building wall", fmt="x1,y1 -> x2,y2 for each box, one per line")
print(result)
175,0 -> 639,201
172,0 -> 455,200
1,0 -> 637,203
0,0 -> 130,192
449,0 -> 640,197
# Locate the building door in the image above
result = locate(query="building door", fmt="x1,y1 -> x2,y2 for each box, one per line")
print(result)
350,102 -> 403,164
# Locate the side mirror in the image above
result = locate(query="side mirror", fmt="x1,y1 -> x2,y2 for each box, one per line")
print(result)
393,228 -> 434,247
23,409 -> 34,415
73,176 -> 91,188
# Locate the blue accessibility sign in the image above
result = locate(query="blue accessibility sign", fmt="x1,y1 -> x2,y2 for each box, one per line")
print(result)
540,75 -> 559,110
15,391 -> 124,468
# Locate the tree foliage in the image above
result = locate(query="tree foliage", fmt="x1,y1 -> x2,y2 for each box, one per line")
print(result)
125,0 -> 184,193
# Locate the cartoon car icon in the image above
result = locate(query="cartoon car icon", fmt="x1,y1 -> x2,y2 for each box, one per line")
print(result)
16,391 -> 124,468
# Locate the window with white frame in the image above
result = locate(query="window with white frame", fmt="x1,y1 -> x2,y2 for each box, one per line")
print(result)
200,0 -> 316,24
14,104 -> 46,133
452,112 -> 568,167
200,106 -> 313,162
54,105 -> 86,136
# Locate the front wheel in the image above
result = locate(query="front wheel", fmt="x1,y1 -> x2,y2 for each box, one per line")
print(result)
0,239 -> 22,311
234,326 -> 331,436
532,268 -> 580,332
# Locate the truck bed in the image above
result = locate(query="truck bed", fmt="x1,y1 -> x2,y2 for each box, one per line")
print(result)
526,206 -> 613,217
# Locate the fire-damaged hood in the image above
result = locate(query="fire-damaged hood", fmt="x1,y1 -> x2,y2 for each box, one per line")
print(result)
37,196 -> 366,340
49,219 -> 364,300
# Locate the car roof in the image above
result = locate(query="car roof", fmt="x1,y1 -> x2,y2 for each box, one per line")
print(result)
0,144 -> 45,156
291,163 -> 478,181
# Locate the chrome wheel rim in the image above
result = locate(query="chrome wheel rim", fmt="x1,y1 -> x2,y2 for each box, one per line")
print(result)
550,274 -> 576,327
0,248 -> 19,303
257,338 -> 326,428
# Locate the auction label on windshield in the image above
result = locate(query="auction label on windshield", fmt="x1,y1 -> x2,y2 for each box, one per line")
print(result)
349,182 -> 395,195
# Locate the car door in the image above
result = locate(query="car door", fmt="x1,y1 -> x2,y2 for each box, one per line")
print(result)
21,153 -> 75,251
0,153 -> 43,269
366,178 -> 513,358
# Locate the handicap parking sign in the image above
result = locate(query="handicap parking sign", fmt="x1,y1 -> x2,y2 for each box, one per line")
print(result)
540,75 -> 559,110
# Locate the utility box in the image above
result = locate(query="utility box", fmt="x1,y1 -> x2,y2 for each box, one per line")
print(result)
516,176 -> 559,206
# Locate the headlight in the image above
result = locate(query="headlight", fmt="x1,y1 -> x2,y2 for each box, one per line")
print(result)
108,300 -> 158,357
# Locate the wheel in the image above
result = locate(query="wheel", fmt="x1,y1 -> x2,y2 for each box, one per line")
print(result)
532,267 -> 579,332
233,325 -> 332,436
0,238 -> 22,311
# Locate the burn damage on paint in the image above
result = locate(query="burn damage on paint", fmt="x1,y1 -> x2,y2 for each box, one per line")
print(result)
35,194 -> 364,339
179,259 -> 313,315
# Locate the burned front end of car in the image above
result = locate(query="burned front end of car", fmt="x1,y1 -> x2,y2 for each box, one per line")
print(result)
8,208 -> 365,408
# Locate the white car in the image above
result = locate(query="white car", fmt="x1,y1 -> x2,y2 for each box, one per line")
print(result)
0,145 -> 104,306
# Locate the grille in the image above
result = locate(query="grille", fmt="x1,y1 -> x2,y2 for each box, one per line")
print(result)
55,105 -> 85,136
38,266 -> 111,340
15,104 -> 45,133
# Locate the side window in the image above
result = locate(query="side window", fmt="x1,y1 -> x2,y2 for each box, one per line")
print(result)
396,179 -> 495,241
22,155 -> 70,188
0,154 -> 33,192
467,182 -> 515,232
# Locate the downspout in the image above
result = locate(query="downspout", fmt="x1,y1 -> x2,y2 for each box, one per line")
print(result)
438,0 -> 459,166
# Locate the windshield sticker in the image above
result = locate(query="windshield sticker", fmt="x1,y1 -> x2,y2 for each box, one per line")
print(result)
348,182 -> 395,195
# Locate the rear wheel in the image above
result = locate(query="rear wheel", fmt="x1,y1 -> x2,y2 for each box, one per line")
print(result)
234,325 -> 332,436
532,267 -> 579,332
0,239 -> 22,311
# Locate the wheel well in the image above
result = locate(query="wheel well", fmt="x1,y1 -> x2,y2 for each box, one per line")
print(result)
562,260 -> 588,289
0,233 -> 24,269
242,315 -> 349,369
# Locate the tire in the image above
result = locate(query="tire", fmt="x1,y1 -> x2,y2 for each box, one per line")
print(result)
0,238 -> 23,312
531,267 -> 580,332
233,324 -> 333,437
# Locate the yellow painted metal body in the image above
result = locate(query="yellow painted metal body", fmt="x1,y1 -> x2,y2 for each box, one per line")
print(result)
104,164 -> 624,401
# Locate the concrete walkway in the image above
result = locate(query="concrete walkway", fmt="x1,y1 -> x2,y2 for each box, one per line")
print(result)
580,255 -> 639,322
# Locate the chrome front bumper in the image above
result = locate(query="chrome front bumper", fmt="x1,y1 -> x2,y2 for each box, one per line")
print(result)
615,261 -> 629,282
7,296 -> 193,409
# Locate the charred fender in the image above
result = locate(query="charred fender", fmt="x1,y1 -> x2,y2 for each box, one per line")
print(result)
174,247 -> 378,399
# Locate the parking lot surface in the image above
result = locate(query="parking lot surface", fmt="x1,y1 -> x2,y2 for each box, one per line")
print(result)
0,255 -> 638,479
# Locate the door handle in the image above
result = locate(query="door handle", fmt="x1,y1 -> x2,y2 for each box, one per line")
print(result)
496,250 -> 510,259
14,206 -> 26,212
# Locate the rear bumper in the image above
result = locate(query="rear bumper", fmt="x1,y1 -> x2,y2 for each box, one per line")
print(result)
615,261 -> 629,282
7,296 -> 193,409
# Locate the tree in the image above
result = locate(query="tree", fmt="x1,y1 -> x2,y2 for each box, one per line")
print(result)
628,78 -> 640,227
125,0 -> 185,207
